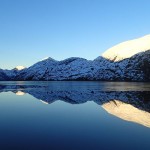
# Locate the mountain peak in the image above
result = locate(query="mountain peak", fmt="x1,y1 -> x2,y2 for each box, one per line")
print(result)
102,34 -> 150,62
14,66 -> 26,71
40,57 -> 56,62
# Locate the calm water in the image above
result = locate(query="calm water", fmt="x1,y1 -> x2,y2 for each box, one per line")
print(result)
0,81 -> 150,150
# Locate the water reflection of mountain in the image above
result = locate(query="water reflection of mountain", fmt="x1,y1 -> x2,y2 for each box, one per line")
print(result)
0,84 -> 150,127
102,100 -> 150,128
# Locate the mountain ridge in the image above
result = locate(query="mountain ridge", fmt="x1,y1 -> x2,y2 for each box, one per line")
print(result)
1,35 -> 150,81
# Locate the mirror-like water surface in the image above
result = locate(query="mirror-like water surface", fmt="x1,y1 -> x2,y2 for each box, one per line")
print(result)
0,81 -> 150,150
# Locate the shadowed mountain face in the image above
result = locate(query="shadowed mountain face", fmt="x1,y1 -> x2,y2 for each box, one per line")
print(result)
0,70 -> 10,81
0,81 -> 150,128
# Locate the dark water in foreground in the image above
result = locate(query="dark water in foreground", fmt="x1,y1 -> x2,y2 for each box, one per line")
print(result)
0,81 -> 150,150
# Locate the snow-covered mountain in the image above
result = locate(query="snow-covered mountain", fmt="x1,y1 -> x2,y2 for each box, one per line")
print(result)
3,66 -> 26,80
15,50 -> 149,81
14,66 -> 26,71
102,34 -> 150,61
1,34 -> 150,81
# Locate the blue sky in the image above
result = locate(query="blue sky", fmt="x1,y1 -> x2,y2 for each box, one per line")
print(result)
0,0 -> 150,69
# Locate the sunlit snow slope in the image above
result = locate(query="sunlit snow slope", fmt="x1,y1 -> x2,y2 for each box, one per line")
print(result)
102,35 -> 150,61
